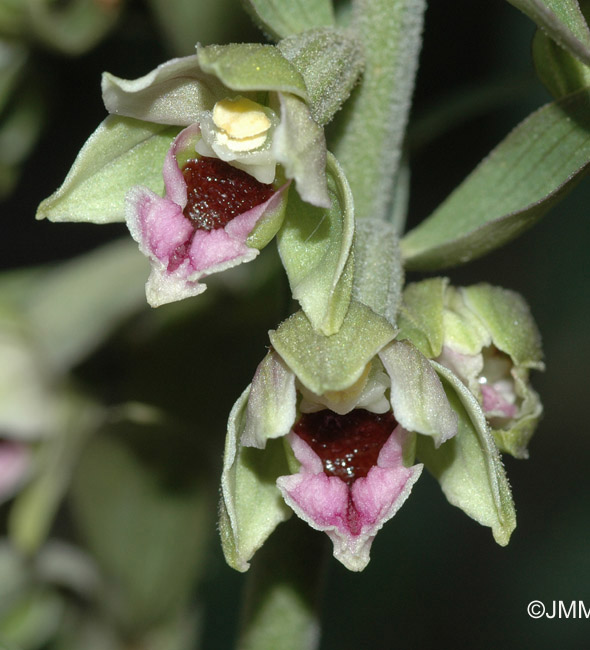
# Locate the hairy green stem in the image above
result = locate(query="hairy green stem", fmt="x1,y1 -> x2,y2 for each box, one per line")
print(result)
329,0 -> 425,224
236,518 -> 328,650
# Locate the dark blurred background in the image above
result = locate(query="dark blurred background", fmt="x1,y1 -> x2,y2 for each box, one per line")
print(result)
2,0 -> 589,648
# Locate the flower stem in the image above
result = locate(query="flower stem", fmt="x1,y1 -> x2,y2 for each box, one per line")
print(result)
235,518 -> 328,650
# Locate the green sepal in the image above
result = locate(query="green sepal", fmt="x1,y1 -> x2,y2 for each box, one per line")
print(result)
352,219 -> 404,326
102,55 -> 228,126
418,362 -> 516,546
277,152 -> 353,335
400,88 -> 590,270
396,277 -> 447,358
441,287 -> 492,356
220,387 -> 292,572
242,351 -> 297,449
533,27 -> 590,97
461,284 -> 544,369
507,0 -> 590,67
240,0 -> 335,41
36,116 -> 179,224
278,27 -> 364,125
379,340 -> 457,447
269,301 -> 397,395
198,43 -> 308,100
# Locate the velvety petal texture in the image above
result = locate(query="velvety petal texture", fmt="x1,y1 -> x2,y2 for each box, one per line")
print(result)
125,126 -> 288,307
277,426 -> 422,571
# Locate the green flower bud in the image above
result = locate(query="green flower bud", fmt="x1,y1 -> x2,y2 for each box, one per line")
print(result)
398,278 -> 544,458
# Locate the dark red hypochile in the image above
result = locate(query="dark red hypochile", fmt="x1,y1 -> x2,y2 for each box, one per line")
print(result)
294,409 -> 398,486
181,157 -> 275,231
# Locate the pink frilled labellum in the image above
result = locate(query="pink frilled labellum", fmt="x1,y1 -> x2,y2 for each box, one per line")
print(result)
276,409 -> 423,572
126,124 -> 289,307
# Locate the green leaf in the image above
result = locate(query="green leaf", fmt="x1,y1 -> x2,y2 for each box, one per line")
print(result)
533,27 -> 590,97
278,28 -> 364,125
198,43 -> 308,100
26,0 -> 120,56
24,239 -> 149,371
0,80 -> 45,199
507,0 -> 590,66
36,116 -> 179,224
400,88 -> 590,270
220,387 -> 292,572
269,301 -> 397,395
70,422 -> 212,628
240,0 -> 334,41
9,396 -> 101,554
277,153 -> 354,335
351,219 -> 404,326
418,363 -> 516,546
329,0 -> 426,221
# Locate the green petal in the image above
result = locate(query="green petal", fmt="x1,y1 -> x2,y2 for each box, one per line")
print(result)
507,0 -> 590,67
36,116 -> 178,224
379,340 -> 457,446
198,43 -> 308,99
461,284 -> 544,368
269,301 -> 397,395
102,55 -> 228,126
396,277 -> 448,358
418,362 -> 516,546
351,219 -> 404,326
220,388 -> 292,572
241,0 -> 334,41
272,92 -> 330,207
401,89 -> 590,270
278,27 -> 364,125
277,153 -> 353,335
242,351 -> 297,448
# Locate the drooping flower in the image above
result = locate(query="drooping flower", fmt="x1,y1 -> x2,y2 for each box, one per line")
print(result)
397,278 -> 544,458
220,303 -> 457,571
37,45 -> 332,306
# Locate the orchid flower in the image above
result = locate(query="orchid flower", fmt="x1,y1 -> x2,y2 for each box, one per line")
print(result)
397,279 -> 544,458
220,303 -> 457,571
